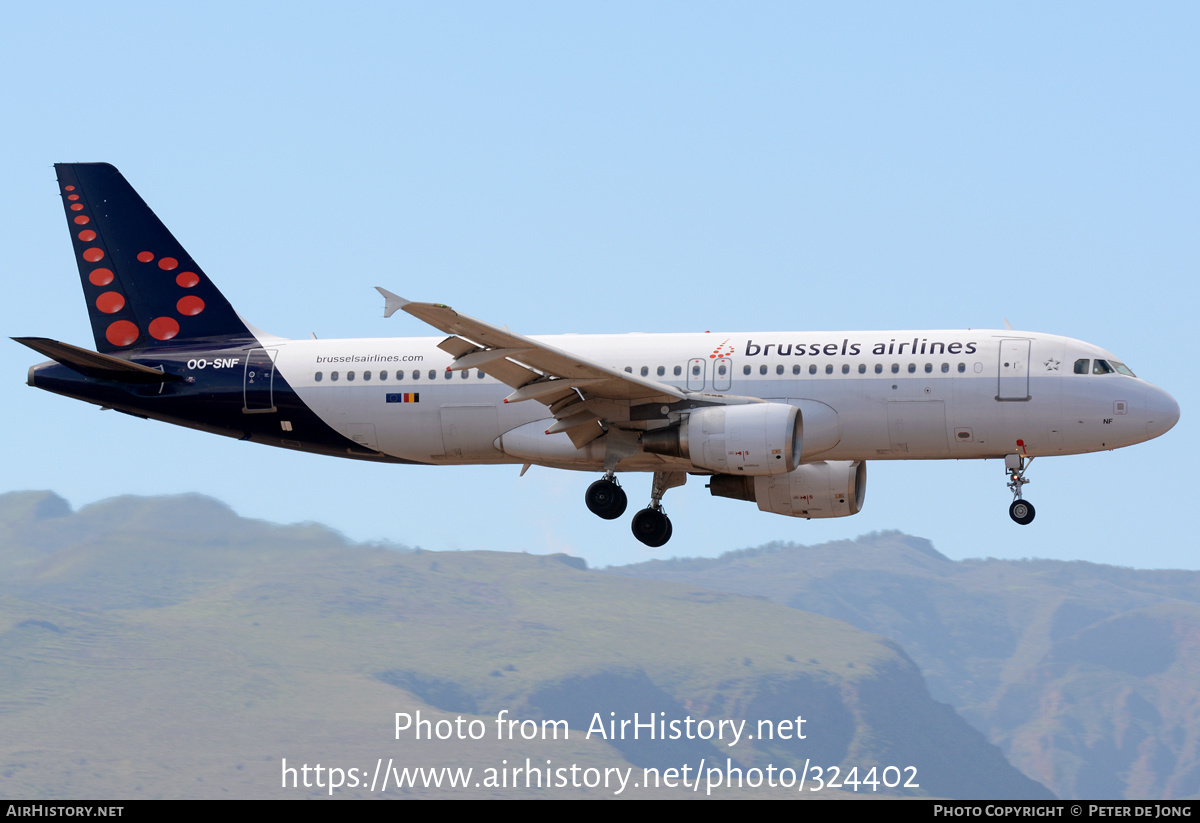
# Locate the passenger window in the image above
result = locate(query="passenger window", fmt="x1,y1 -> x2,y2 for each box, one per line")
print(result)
924,363 -> 932,373
477,370 -> 485,378
809,364 -> 817,375
444,369 -> 452,379
907,364 -> 916,374
315,371 -> 323,382
1074,359 -> 1090,375
674,365 -> 683,376
427,369 -> 436,380
331,371 -> 339,382
347,371 -> 355,381
717,364 -> 727,376
941,363 -> 949,373
379,370 -> 387,380
825,364 -> 833,375
412,370 -> 420,380
776,364 -> 784,375
743,365 -> 751,375
657,366 -> 665,377
875,363 -> 883,374
363,370 -> 371,381
640,366 -> 649,377
461,370 -> 469,379
624,366 -> 632,373
891,364 -> 900,374
759,365 -> 768,375
396,371 -> 404,381
793,364 -> 801,375
841,364 -> 849,374
957,363 -> 966,373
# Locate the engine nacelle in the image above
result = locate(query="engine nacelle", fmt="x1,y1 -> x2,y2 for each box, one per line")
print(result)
709,460 -> 867,518
643,402 -> 801,476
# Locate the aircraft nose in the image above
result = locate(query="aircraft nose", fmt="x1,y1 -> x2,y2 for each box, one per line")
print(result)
1144,386 -> 1180,440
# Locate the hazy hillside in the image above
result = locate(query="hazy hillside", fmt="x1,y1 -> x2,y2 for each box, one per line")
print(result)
612,532 -> 1200,800
0,492 -> 1047,799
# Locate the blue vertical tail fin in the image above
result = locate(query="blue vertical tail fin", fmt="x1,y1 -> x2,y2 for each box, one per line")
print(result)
55,163 -> 255,353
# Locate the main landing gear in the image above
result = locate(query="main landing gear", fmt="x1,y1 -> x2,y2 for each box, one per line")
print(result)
1005,454 -> 1036,525
585,471 -> 685,547
585,473 -> 627,520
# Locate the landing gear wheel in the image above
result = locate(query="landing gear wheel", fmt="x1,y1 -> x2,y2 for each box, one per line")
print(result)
632,508 -> 672,547
1009,499 -> 1036,525
585,479 -> 627,520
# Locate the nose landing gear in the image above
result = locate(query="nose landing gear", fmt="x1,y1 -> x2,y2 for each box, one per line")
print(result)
1005,454 -> 1035,525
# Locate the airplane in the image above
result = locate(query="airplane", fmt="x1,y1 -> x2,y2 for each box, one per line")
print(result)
16,163 -> 1180,547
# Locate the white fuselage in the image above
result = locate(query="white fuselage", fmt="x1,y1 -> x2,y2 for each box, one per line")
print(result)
271,328 -> 1178,472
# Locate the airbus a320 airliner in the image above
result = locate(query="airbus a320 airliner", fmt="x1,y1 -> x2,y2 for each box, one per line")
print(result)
17,164 -> 1180,547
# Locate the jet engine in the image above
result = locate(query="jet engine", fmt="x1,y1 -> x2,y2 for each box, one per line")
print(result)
709,460 -> 866,518
642,403 -> 801,476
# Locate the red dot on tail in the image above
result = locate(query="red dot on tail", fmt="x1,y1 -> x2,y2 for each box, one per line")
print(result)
96,292 -> 125,314
137,251 -> 154,263
105,320 -> 139,347
73,215 -> 90,225
70,203 -> 84,211
158,257 -> 178,271
64,186 -> 75,191
77,229 -> 97,242
89,268 -> 114,286
149,317 -> 180,341
176,271 -> 200,288
82,248 -> 104,263
67,194 -> 80,201
177,295 -> 205,316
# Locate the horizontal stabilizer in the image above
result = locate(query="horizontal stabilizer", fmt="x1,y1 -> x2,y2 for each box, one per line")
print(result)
13,337 -> 182,384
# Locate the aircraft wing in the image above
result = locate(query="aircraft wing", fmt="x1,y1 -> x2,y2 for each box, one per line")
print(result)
378,289 -> 686,446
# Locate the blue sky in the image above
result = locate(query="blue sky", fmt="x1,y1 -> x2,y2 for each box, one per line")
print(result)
2,3 -> 1196,568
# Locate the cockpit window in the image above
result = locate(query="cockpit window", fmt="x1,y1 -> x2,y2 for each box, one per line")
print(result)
1111,361 -> 1136,377
1074,359 -> 1090,375
1093,359 -> 1115,375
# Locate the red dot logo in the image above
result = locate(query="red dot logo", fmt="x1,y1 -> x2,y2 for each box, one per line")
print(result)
70,204 -> 84,211
176,295 -> 205,316
176,271 -> 200,288
82,248 -> 104,263
89,268 -> 115,286
105,320 -> 139,347
96,292 -> 125,314
137,251 -> 154,263
64,186 -> 75,191
67,194 -> 80,201
73,215 -> 90,225
158,257 -> 178,271
77,229 -> 97,242
149,317 -> 180,341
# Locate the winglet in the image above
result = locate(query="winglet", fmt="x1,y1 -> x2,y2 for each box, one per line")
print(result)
375,287 -> 409,319
1003,318 -> 1014,331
